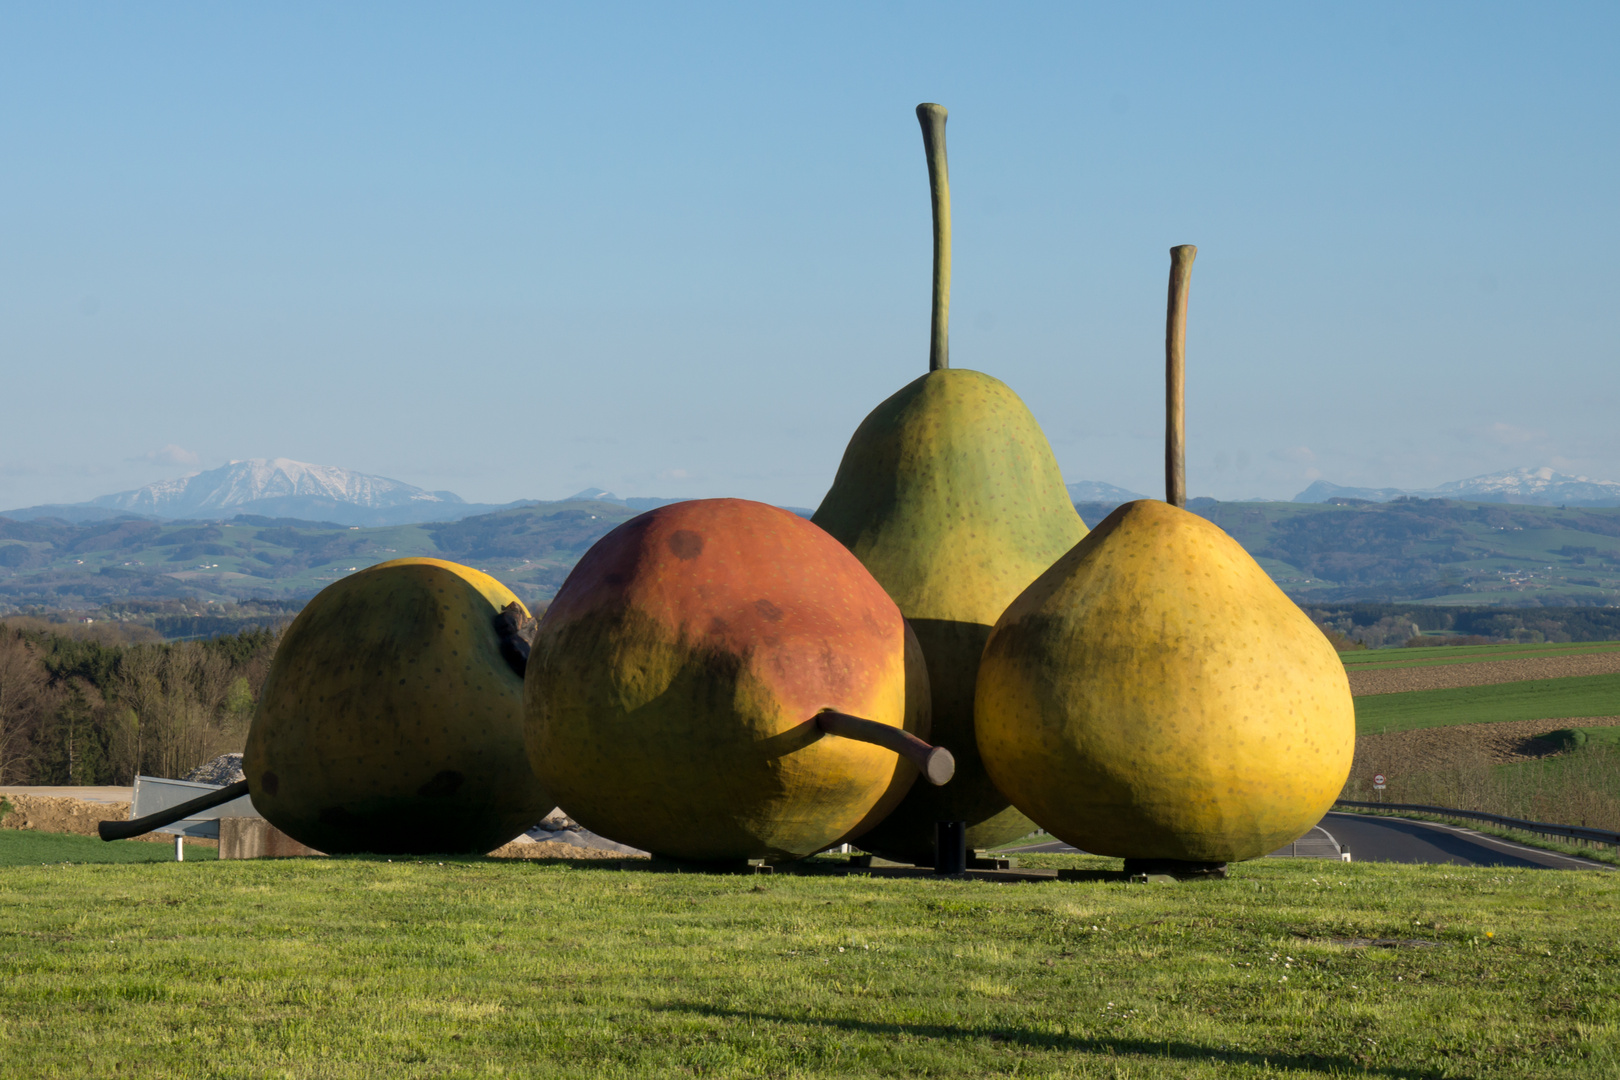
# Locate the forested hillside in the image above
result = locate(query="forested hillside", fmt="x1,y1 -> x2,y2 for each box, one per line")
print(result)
0,621 -> 277,786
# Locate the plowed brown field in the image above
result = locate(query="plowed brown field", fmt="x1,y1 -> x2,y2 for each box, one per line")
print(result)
1347,715 -> 1620,779
1347,651 -> 1620,696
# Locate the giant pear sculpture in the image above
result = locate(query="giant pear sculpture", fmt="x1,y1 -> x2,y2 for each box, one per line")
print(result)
813,104 -> 1087,863
975,246 -> 1356,871
524,498 -> 946,862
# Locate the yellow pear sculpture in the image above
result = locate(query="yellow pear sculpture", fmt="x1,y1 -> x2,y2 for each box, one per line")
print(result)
246,558 -> 551,855
975,246 -> 1354,867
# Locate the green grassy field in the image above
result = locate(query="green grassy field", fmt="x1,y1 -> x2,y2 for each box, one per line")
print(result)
1353,673 -> 1620,735
0,852 -> 1615,1078
1341,640 -> 1620,669
0,827 -> 215,867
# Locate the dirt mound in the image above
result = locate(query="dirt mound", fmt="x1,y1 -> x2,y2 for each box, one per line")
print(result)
0,793 -> 215,847
1,793 -> 129,837
487,839 -> 647,861
1349,651 -> 1620,696
1349,715 -> 1620,779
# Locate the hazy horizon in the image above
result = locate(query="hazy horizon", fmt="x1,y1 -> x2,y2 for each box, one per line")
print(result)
4,3 -> 1617,510
13,455 -> 1619,517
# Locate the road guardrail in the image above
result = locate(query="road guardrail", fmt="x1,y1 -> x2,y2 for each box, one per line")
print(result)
1335,799 -> 1620,849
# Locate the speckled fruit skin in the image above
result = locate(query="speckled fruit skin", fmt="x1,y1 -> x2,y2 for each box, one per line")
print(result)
525,498 -> 930,862
976,500 -> 1355,862
244,558 -> 551,855
812,369 -> 1087,861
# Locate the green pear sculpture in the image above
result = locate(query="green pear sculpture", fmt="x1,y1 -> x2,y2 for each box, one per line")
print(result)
812,103 -> 1089,863
975,246 -> 1356,871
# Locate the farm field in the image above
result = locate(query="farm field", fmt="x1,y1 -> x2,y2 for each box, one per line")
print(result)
1344,648 -> 1620,697
1341,640 -> 1620,670
1337,643 -> 1620,832
1351,674 -> 1620,735
1,854 -> 1616,1078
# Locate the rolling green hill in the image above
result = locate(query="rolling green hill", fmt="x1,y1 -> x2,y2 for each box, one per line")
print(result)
7,495 -> 1620,617
1079,497 -> 1620,606
0,500 -> 641,612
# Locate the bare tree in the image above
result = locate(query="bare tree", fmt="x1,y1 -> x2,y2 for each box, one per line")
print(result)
113,642 -> 248,780
114,645 -> 166,781
0,632 -> 55,784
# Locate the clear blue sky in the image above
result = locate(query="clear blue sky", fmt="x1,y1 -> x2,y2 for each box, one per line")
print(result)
3,2 -> 1616,509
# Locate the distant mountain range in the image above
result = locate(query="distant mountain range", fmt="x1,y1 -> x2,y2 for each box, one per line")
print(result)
0,460 -> 698,528
7,459 -> 1618,530
562,488 -> 695,513
2,459 -> 537,527
1294,467 -> 1620,508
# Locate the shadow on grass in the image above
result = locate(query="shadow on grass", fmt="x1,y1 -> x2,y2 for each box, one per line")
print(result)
658,1003 -> 1439,1078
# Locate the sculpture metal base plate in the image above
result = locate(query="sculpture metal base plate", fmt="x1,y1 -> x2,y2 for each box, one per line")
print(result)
1121,858 -> 1228,881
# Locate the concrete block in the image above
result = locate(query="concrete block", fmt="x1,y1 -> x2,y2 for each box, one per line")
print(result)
219,817 -> 323,859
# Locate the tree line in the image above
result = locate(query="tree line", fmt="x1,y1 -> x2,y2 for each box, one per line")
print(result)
1307,603 -> 1620,650
0,619 -> 278,786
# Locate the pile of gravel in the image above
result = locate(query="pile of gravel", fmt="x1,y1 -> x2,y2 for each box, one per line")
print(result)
523,807 -> 647,855
184,753 -> 246,786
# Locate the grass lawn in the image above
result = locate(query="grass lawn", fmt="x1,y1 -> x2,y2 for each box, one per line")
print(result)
0,828 -> 214,868
1353,673 -> 1620,735
1,853 -> 1616,1078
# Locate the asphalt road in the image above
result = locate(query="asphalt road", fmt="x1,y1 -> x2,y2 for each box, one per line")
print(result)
1003,813 -> 1615,871
1319,812 -> 1613,870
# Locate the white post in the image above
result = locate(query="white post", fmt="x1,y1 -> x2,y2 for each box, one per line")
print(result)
175,835 -> 184,862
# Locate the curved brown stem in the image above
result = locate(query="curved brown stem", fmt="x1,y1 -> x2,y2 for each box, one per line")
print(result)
816,710 -> 954,785
916,103 -> 951,372
494,601 -> 532,678
1165,244 -> 1197,507
98,779 -> 252,841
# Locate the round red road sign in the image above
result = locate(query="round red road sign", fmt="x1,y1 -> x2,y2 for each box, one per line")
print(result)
1372,773 -> 1386,786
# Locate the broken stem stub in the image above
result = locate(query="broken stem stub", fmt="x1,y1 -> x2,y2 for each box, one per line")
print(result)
816,710 -> 954,785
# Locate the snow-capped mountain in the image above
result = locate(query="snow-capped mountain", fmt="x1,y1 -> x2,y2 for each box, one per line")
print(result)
1295,467 -> 1620,507
91,458 -> 463,517
1432,466 -> 1620,505
563,487 -> 691,512
1291,481 -> 1423,503
0,458 -> 539,526
1066,481 -> 1150,504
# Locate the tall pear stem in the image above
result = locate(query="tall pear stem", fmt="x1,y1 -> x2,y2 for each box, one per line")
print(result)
917,103 -> 951,372
1164,244 -> 1197,507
